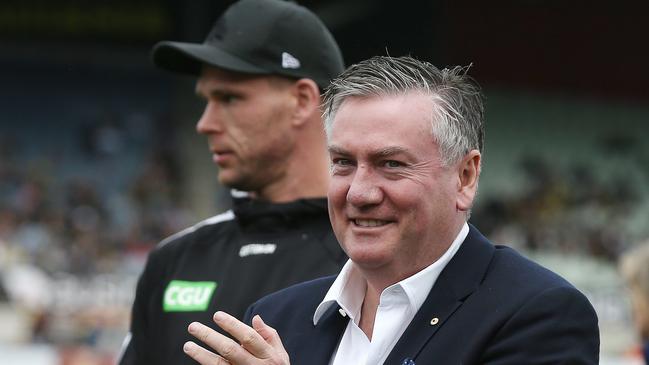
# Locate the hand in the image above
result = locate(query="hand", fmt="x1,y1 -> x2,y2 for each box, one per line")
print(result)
184,311 -> 290,365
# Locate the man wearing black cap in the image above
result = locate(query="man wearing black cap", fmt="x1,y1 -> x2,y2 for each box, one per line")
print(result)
118,1 -> 346,364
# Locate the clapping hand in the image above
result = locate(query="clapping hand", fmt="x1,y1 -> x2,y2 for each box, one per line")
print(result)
184,311 -> 290,365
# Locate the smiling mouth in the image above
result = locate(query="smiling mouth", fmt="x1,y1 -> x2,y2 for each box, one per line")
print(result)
353,219 -> 390,227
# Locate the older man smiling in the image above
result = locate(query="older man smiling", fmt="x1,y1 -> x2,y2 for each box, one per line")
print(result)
183,56 -> 600,365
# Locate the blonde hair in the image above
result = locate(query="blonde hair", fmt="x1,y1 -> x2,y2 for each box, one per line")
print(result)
620,241 -> 649,339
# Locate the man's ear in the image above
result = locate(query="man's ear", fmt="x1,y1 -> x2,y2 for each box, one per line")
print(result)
456,150 -> 481,212
290,78 -> 320,127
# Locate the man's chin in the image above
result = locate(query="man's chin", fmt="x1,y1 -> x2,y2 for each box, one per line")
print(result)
218,172 -> 242,188
345,247 -> 391,268
218,172 -> 257,193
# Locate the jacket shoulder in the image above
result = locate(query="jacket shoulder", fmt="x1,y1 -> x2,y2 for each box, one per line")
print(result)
246,276 -> 336,322
480,247 -> 600,363
255,275 -> 336,308
490,245 -> 576,290
152,210 -> 236,255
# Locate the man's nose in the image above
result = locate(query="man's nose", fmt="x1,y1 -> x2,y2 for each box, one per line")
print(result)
346,164 -> 383,207
196,102 -> 223,135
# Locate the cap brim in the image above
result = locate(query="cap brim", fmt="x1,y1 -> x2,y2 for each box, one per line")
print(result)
152,41 -> 269,76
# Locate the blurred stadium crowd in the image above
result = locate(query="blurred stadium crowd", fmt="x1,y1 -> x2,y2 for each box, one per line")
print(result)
0,107 -> 196,363
476,151 -> 648,262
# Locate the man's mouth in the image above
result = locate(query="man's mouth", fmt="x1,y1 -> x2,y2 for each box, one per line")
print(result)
212,149 -> 231,155
212,151 -> 234,164
353,219 -> 390,227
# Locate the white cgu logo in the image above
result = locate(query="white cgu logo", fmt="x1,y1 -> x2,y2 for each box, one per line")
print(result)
163,280 -> 217,312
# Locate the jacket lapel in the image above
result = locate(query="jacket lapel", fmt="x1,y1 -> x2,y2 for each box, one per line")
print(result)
292,304 -> 348,365
384,225 -> 495,364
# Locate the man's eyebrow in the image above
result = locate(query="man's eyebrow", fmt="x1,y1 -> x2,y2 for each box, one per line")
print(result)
327,145 -> 349,155
373,146 -> 409,158
195,82 -> 242,99
327,145 -> 413,158
194,84 -> 209,99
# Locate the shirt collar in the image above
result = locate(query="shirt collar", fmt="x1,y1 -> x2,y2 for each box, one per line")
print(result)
313,222 -> 469,325
313,259 -> 363,324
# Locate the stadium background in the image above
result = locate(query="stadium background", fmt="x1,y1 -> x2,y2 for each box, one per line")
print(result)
1,0 -> 648,363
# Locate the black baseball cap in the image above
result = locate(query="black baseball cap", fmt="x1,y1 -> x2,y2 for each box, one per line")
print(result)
152,0 -> 344,90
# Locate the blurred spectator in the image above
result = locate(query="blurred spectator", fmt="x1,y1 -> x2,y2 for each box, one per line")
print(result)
473,151 -> 641,261
620,241 -> 649,364
0,108 -> 191,361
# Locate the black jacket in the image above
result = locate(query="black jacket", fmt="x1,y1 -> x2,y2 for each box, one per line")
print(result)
119,197 -> 346,365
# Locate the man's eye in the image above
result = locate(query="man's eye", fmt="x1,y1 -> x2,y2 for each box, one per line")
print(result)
220,94 -> 237,103
384,160 -> 402,168
333,158 -> 352,166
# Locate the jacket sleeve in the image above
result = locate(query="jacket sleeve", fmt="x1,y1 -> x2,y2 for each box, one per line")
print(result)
242,300 -> 258,327
118,248 -> 164,365
482,285 -> 600,364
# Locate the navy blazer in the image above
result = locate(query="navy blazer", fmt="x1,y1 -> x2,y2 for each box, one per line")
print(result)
244,225 -> 599,364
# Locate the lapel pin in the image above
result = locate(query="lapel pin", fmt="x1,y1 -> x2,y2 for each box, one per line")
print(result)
401,358 -> 415,365
338,308 -> 347,317
430,317 -> 439,325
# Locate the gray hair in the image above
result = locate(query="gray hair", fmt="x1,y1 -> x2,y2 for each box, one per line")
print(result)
322,56 -> 485,167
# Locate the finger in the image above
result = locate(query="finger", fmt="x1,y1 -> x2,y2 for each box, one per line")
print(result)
183,341 -> 230,365
252,316 -> 290,363
188,321 -> 248,363
213,311 -> 271,358
251,315 -> 283,349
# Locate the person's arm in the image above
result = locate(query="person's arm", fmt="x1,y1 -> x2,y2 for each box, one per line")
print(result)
183,311 -> 290,365
482,285 -> 599,364
117,250 -> 162,365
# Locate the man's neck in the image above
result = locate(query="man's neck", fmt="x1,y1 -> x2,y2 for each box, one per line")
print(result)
257,157 -> 329,202
256,176 -> 328,202
358,283 -> 382,340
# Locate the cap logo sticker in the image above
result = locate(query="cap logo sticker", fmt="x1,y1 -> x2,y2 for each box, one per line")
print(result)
163,280 -> 217,312
282,52 -> 301,69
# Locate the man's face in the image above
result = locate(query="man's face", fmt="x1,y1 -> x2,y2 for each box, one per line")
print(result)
327,92 -> 466,279
195,66 -> 296,192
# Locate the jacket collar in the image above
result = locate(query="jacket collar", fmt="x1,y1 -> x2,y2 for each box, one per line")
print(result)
232,196 -> 328,232
385,224 -> 495,364
294,300 -> 350,365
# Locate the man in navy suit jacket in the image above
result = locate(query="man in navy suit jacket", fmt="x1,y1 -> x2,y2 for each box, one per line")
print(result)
182,56 -> 600,364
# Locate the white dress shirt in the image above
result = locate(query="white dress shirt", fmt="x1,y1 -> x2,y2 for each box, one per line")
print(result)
312,223 -> 469,365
